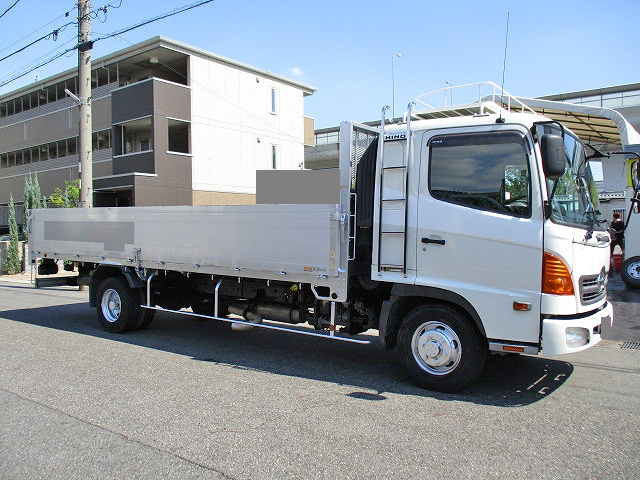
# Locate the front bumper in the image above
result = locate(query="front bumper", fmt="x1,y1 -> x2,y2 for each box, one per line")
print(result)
541,302 -> 613,357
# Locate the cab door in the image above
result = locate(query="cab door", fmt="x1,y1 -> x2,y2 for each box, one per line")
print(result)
415,127 -> 544,344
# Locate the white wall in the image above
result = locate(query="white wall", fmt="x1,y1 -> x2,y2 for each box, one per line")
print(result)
598,153 -> 633,221
601,154 -> 628,193
189,55 -> 305,195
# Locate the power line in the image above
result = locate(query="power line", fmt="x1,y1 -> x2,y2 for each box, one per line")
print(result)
0,0 -> 22,20
0,22 -> 74,64
0,0 -> 215,89
0,4 -> 75,56
0,42 -> 76,88
0,1 -> 123,65
93,0 -> 215,42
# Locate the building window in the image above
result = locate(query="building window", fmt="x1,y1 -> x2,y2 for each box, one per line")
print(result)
271,87 -> 277,114
0,134 -> 100,170
167,119 -> 190,154
272,145 -> 277,169
30,146 -> 39,163
29,91 -> 39,109
114,118 -> 153,155
0,68 -> 107,119
67,137 -> 77,156
39,145 -> 48,161
57,140 -> 67,158
92,130 -> 111,151
613,208 -> 626,219
48,142 -> 57,160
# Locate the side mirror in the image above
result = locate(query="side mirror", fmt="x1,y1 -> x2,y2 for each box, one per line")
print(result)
631,159 -> 639,191
540,134 -> 567,180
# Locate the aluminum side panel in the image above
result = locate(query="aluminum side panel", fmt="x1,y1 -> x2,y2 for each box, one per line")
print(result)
30,204 -> 348,300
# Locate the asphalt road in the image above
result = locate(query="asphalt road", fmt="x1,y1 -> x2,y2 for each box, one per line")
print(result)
608,270 -> 640,342
1,279 -> 639,479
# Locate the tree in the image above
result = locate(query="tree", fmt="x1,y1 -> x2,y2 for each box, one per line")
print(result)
48,179 -> 80,208
22,173 -> 47,242
5,195 -> 21,274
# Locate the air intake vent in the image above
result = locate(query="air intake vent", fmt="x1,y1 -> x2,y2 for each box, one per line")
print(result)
579,272 -> 606,305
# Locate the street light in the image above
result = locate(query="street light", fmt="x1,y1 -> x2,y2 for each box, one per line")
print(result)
392,53 -> 402,119
445,81 -> 452,107
64,88 -> 81,105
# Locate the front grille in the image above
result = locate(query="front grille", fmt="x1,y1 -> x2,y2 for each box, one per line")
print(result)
580,272 -> 607,305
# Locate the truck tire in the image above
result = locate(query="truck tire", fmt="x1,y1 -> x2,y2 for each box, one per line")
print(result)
398,304 -> 487,392
621,256 -> 640,288
96,277 -> 142,333
134,307 -> 155,330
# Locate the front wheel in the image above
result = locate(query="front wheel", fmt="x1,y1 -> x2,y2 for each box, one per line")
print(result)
398,304 -> 487,392
621,256 -> 640,288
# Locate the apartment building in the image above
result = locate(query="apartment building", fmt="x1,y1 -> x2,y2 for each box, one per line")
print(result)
0,36 -> 315,231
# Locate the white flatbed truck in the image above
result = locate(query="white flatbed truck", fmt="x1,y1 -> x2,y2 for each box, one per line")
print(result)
29,83 -> 613,391
609,151 -> 640,287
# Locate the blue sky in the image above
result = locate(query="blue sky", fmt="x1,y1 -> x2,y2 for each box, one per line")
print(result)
1,0 -> 639,129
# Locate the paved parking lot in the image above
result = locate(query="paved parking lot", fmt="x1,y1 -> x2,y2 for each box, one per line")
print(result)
1,277 -> 639,479
608,271 -> 640,342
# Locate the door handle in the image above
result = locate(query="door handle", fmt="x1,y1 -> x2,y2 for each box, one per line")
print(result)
421,237 -> 446,246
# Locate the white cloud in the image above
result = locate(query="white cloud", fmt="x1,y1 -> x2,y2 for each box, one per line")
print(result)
289,67 -> 304,77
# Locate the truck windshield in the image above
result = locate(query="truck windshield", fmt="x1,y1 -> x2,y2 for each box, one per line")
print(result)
537,124 -> 603,231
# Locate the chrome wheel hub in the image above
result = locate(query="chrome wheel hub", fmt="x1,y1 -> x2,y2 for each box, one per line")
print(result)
412,321 -> 461,375
101,288 -> 122,323
628,261 -> 640,280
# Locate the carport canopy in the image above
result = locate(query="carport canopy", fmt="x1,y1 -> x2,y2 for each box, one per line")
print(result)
515,97 -> 640,148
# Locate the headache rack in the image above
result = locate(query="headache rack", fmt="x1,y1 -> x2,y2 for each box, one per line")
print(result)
411,81 -> 537,121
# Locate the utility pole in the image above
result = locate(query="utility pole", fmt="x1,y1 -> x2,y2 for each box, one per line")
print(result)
77,0 -> 93,207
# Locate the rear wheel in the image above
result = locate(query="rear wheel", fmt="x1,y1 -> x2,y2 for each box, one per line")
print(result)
134,306 -> 155,330
399,304 -> 487,392
621,256 -> 640,288
96,277 -> 141,333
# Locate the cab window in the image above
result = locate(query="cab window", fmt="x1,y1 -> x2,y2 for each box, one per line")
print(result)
429,131 -> 531,217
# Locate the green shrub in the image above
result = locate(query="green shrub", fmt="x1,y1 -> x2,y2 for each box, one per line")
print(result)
6,195 -> 21,274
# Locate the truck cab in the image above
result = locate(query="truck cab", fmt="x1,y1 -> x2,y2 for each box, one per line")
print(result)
356,84 -> 612,390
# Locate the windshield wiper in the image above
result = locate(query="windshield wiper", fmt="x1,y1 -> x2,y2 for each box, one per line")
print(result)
584,204 -> 596,240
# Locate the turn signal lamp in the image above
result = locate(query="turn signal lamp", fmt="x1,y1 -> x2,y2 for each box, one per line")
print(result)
542,252 -> 574,296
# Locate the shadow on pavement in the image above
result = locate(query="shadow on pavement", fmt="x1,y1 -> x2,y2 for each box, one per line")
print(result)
1,295 -> 573,408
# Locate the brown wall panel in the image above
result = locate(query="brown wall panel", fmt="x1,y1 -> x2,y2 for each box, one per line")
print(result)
112,81 -> 154,125
0,165 -> 77,204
